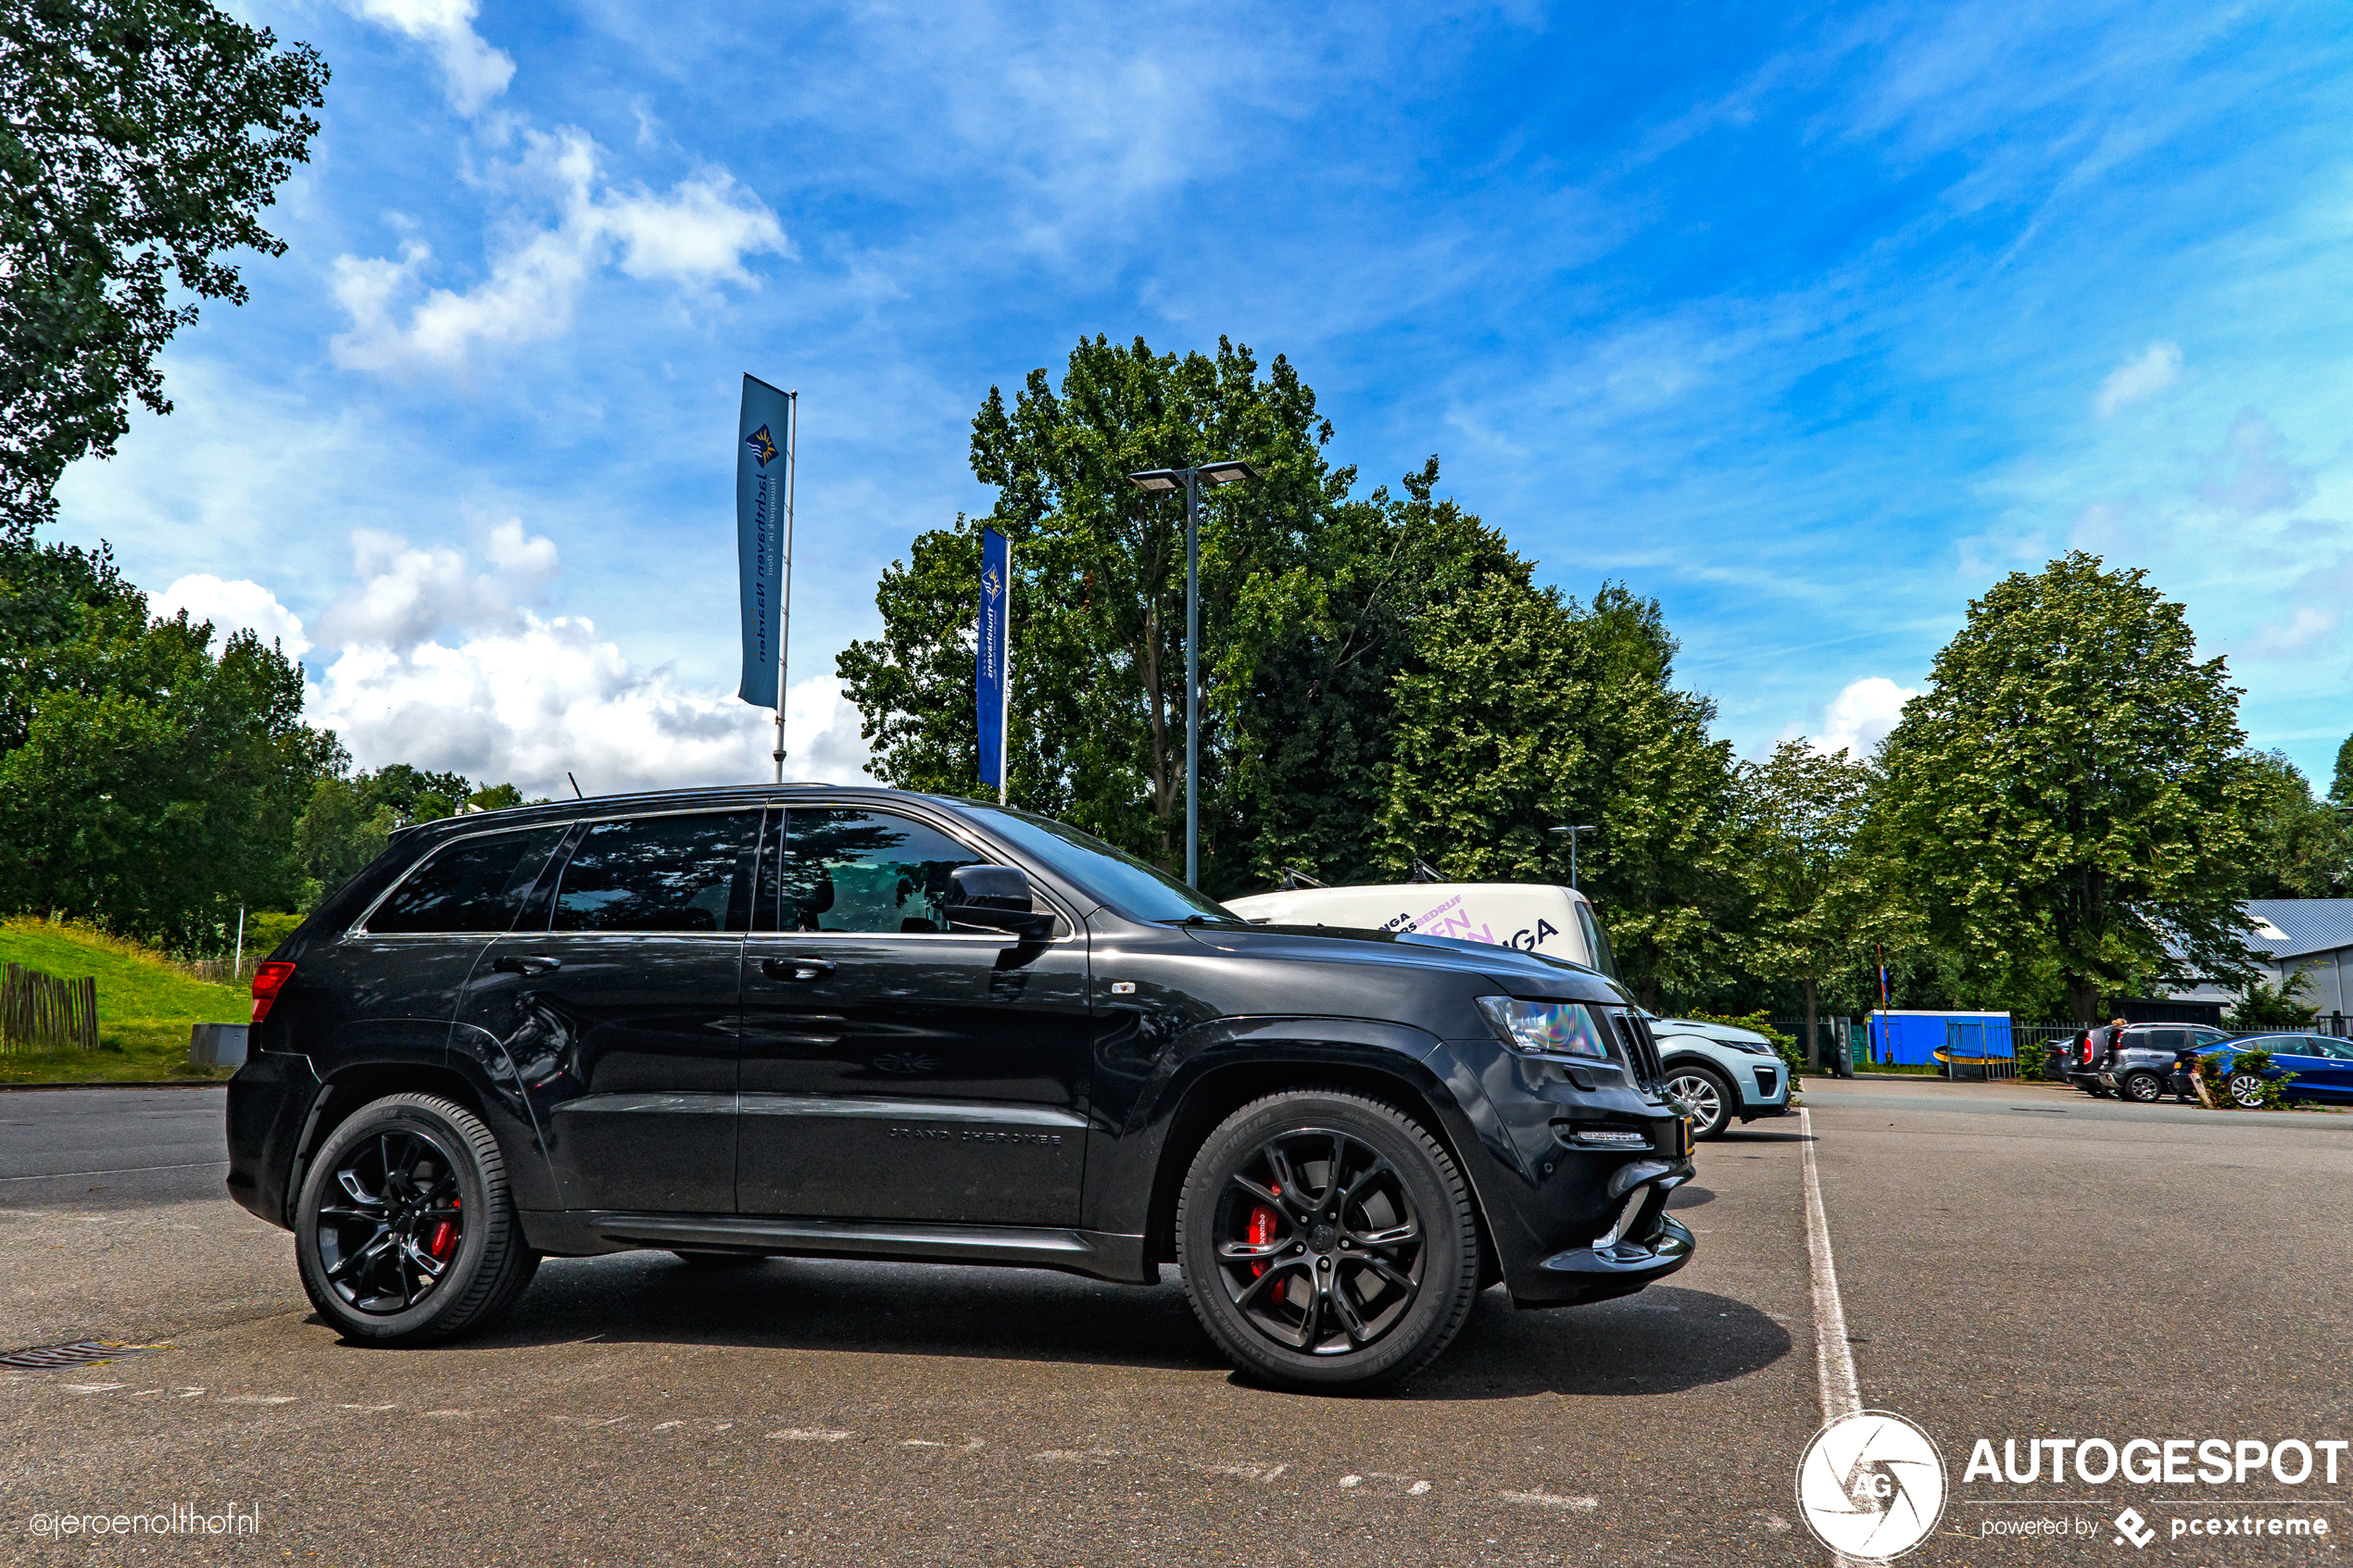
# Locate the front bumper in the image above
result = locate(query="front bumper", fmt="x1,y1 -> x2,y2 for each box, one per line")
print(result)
1519,1212 -> 1696,1308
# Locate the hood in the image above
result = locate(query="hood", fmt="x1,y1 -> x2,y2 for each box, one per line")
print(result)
1180,921 -> 1629,1005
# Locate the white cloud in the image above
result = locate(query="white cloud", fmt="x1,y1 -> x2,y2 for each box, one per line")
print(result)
330,129 -> 788,376
2196,409 -> 2315,516
299,526 -> 869,797
2243,606 -> 2340,660
153,574 -> 311,659
2094,341 -> 2182,418
1799,676 -> 1919,759
344,0 -> 514,116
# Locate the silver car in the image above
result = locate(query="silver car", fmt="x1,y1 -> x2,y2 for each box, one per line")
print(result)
1648,1015 -> 1794,1138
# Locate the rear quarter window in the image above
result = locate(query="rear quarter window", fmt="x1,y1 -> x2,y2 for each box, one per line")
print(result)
365,826 -> 570,935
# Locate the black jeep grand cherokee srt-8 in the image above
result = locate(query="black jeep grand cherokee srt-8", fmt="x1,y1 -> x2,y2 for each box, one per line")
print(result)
227,786 -> 1694,1389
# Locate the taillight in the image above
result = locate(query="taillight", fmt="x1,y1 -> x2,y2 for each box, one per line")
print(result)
251,961 -> 296,1024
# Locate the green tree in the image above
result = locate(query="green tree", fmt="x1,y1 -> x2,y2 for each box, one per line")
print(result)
1376,578 -> 1740,1009
2,0 -> 328,535
1736,740 -> 1875,1058
838,334 -> 1353,888
1874,553 -> 2261,1022
0,541 -> 329,945
2332,732 -> 2353,806
2237,750 -> 2350,898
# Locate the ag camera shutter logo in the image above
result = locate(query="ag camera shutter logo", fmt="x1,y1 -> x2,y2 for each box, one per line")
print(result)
1795,1411 -> 1949,1561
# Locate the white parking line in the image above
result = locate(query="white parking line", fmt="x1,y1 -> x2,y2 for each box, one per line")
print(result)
1799,1106 -> 1860,1424
0,1160 -> 229,1183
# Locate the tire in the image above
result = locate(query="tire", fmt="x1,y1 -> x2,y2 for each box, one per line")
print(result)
1662,1064 -> 1736,1139
2120,1071 -> 2164,1104
1176,1089 -> 1479,1391
2228,1073 -> 2267,1110
671,1250 -> 768,1267
295,1093 -> 539,1346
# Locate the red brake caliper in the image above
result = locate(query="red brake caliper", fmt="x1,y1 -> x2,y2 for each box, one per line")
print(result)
1247,1182 -> 1281,1280
428,1196 -> 459,1260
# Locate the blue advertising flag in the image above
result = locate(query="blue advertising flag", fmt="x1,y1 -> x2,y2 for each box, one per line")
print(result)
736,374 -> 794,709
976,527 -> 1011,797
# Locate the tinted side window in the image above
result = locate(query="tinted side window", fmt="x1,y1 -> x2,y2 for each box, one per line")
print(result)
553,812 -> 759,933
368,827 -> 569,935
777,809 -> 981,934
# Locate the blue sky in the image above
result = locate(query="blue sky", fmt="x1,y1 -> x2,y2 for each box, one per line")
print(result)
46,0 -> 2353,797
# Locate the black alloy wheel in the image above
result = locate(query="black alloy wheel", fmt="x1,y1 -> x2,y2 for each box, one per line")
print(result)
2120,1071 -> 2165,1104
316,1127 -> 465,1313
1176,1090 -> 1479,1391
1662,1065 -> 1735,1139
296,1094 -> 538,1346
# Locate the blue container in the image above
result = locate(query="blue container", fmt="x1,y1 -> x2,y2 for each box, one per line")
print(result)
1867,1010 -> 2013,1067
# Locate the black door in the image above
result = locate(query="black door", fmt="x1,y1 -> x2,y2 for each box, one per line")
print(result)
737,805 -> 1092,1225
456,809 -> 761,1214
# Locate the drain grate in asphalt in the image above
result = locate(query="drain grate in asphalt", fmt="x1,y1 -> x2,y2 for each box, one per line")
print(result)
0,1341 -> 169,1371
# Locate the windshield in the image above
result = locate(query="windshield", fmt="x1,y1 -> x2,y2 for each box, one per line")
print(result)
1575,898 -> 1621,980
970,809 -> 1234,923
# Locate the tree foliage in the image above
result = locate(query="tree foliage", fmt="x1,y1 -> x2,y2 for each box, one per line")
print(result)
2236,749 -> 2350,898
1,0 -> 327,536
840,336 -> 1741,1004
0,535 -> 329,944
1733,740 -> 1875,1035
1873,552 -> 2261,1021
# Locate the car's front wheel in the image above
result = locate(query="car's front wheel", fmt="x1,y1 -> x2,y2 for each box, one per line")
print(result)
1176,1090 -> 1480,1391
1662,1064 -> 1736,1139
2120,1071 -> 2165,1104
295,1093 -> 538,1346
2227,1072 -> 2268,1109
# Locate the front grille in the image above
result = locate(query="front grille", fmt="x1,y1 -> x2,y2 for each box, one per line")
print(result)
1610,1010 -> 1665,1093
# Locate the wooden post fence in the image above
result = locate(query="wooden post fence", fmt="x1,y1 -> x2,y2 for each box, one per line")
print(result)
1,963 -> 99,1054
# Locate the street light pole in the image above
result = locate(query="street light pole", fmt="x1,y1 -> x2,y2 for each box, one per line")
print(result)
1185,467 -> 1201,891
1126,458 -> 1263,888
1549,824 -> 1598,889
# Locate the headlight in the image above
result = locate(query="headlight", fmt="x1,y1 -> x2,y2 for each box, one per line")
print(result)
1724,1038 -> 1778,1057
1477,997 -> 1613,1060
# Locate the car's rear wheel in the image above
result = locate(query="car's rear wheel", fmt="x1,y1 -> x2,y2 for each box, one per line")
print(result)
296,1093 -> 538,1346
1662,1065 -> 1735,1138
1176,1090 -> 1479,1391
2120,1071 -> 2164,1104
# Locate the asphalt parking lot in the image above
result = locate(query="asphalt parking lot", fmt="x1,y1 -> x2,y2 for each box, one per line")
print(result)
4,1078 -> 2348,1566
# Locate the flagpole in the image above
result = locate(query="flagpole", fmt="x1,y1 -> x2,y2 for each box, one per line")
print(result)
999,535 -> 1012,806
773,390 -> 798,784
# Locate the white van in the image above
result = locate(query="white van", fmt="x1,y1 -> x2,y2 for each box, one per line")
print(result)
1221,882 -> 1620,979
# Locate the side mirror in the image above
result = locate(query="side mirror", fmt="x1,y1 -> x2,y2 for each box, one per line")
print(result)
944,864 -> 1054,941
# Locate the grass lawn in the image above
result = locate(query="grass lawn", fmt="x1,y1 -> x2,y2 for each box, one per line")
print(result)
0,919 -> 248,1085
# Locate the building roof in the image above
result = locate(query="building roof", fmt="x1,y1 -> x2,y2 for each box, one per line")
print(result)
2245,899 -> 2353,960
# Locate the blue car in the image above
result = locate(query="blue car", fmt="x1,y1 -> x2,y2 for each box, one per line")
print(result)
2199,1034 -> 2353,1108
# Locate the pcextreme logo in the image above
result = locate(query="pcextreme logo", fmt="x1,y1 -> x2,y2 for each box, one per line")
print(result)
1796,1410 -> 1950,1562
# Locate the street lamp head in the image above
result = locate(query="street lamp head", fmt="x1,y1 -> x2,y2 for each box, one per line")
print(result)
1126,469 -> 1181,492
1197,459 -> 1262,486
1548,824 -> 1598,834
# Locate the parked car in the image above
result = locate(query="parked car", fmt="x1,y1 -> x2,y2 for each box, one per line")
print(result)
1646,1016 -> 1793,1138
2095,1023 -> 2233,1103
227,786 -> 1696,1390
2191,1034 -> 2353,1108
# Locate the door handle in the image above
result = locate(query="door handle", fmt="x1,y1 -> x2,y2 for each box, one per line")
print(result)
493,954 -> 562,976
761,956 -> 836,982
